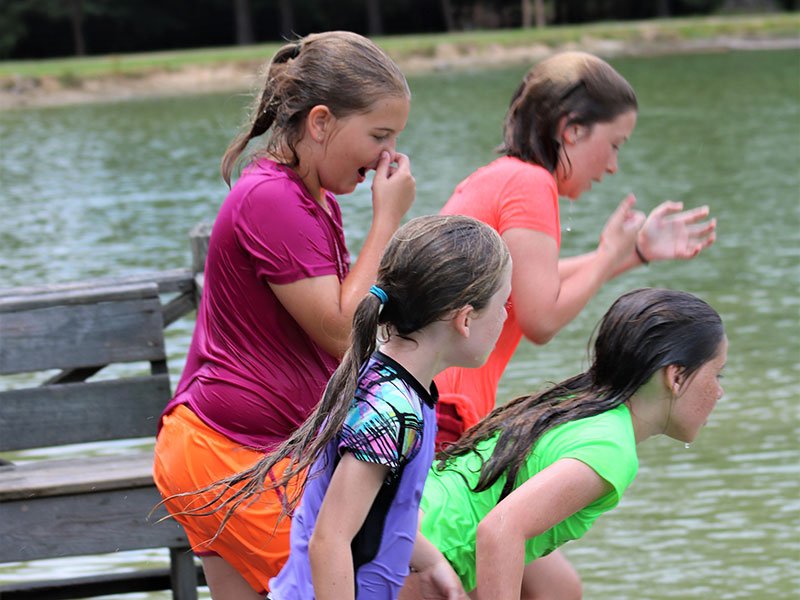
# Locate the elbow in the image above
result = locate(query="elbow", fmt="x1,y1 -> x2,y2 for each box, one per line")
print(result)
519,320 -> 559,345
308,530 -> 326,566
317,326 -> 352,359
476,516 -> 505,553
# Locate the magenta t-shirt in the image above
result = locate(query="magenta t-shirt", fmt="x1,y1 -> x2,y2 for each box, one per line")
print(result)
161,158 -> 350,450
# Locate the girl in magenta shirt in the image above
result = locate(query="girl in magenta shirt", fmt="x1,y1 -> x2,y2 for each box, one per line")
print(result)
154,31 -> 416,599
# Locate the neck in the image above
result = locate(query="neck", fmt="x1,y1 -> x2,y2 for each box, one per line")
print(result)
274,143 -> 327,206
626,374 -> 672,444
378,326 -> 454,390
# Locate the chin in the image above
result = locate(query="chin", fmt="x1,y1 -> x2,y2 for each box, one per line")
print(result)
328,183 -> 356,196
682,431 -> 700,444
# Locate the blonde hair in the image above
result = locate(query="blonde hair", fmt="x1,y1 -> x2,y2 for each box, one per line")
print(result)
500,51 -> 637,172
221,31 -> 409,186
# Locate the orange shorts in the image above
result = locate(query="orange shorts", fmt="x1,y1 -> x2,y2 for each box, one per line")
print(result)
153,404 -> 300,594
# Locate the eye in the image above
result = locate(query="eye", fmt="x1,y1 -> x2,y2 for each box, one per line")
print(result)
373,133 -> 390,142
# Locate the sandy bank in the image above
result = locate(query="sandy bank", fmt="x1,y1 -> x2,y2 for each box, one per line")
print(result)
1,35 -> 797,111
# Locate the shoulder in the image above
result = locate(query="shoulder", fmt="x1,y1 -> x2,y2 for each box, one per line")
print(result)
230,160 -> 312,219
534,405 -> 638,491
355,361 -> 426,426
338,357 -> 428,472
495,157 -> 557,195
544,405 -> 636,454
459,157 -> 557,208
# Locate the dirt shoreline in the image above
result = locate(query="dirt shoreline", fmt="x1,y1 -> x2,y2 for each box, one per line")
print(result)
1,35 -> 797,111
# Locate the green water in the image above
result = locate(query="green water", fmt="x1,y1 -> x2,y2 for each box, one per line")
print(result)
1,49 -> 798,598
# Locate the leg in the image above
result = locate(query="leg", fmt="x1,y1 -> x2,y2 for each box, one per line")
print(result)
202,555 -> 264,600
398,572 -> 423,600
520,550 -> 582,600
155,407 -> 294,595
399,571 -> 473,600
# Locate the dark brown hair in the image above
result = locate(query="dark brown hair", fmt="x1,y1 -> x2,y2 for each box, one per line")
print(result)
438,288 -> 724,501
499,51 -> 638,173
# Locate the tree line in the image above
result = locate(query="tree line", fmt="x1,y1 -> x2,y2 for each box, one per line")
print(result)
1,0 -> 793,60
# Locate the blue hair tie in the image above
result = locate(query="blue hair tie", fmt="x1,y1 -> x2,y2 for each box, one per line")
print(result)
369,285 -> 389,305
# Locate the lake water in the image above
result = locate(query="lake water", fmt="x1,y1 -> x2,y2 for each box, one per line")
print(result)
1,48 -> 798,598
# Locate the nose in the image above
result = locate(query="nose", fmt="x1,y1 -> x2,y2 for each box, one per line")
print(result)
384,136 -> 398,155
606,154 -> 619,175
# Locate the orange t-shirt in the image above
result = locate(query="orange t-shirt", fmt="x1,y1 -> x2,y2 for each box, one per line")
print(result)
436,156 -> 561,430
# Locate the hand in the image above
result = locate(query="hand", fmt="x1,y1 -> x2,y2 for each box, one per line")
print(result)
637,201 -> 716,263
415,560 -> 469,600
598,194 -> 646,269
371,151 -> 416,228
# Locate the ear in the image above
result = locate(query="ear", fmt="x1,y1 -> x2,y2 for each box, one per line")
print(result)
307,105 -> 333,143
450,305 -> 474,339
558,115 -> 586,145
664,365 -> 684,396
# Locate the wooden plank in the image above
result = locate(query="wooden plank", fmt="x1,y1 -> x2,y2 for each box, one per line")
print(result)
0,269 -> 194,299
0,453 -> 157,500
162,289 -> 197,327
0,485 -> 190,562
171,547 -> 201,600
0,295 -> 165,375
0,564 -> 205,600
189,222 -> 213,275
0,282 -> 160,312
0,375 -> 171,452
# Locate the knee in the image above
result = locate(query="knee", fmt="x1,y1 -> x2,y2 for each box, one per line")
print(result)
521,568 -> 582,600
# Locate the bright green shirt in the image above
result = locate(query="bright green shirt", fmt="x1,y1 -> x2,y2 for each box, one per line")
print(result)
419,404 -> 638,592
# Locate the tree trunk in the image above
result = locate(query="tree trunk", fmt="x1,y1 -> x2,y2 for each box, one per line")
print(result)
366,0 -> 383,35
67,0 -> 86,56
234,0 -> 255,45
521,0 -> 533,27
656,0 -> 671,17
440,0 -> 457,31
534,0 -> 546,27
278,0 -> 295,39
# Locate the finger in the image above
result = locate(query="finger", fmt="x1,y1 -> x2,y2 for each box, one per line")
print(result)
687,217 -> 717,237
667,205 -> 711,224
609,194 -> 636,224
374,151 -> 391,179
649,200 -> 684,219
680,229 -> 716,258
626,210 -> 646,231
391,152 -> 411,174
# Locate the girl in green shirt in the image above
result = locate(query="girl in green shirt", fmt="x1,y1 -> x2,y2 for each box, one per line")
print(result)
401,287 -> 727,600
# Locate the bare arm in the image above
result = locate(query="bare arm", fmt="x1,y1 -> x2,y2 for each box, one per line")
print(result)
409,524 -> 468,600
309,454 -> 389,600
559,201 -> 717,278
270,152 -> 415,357
506,195 -> 644,344
474,458 -> 612,600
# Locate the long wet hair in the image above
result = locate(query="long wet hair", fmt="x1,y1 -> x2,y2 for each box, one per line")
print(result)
499,51 -> 638,173
178,215 -> 510,534
438,288 -> 724,501
221,31 -> 409,186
